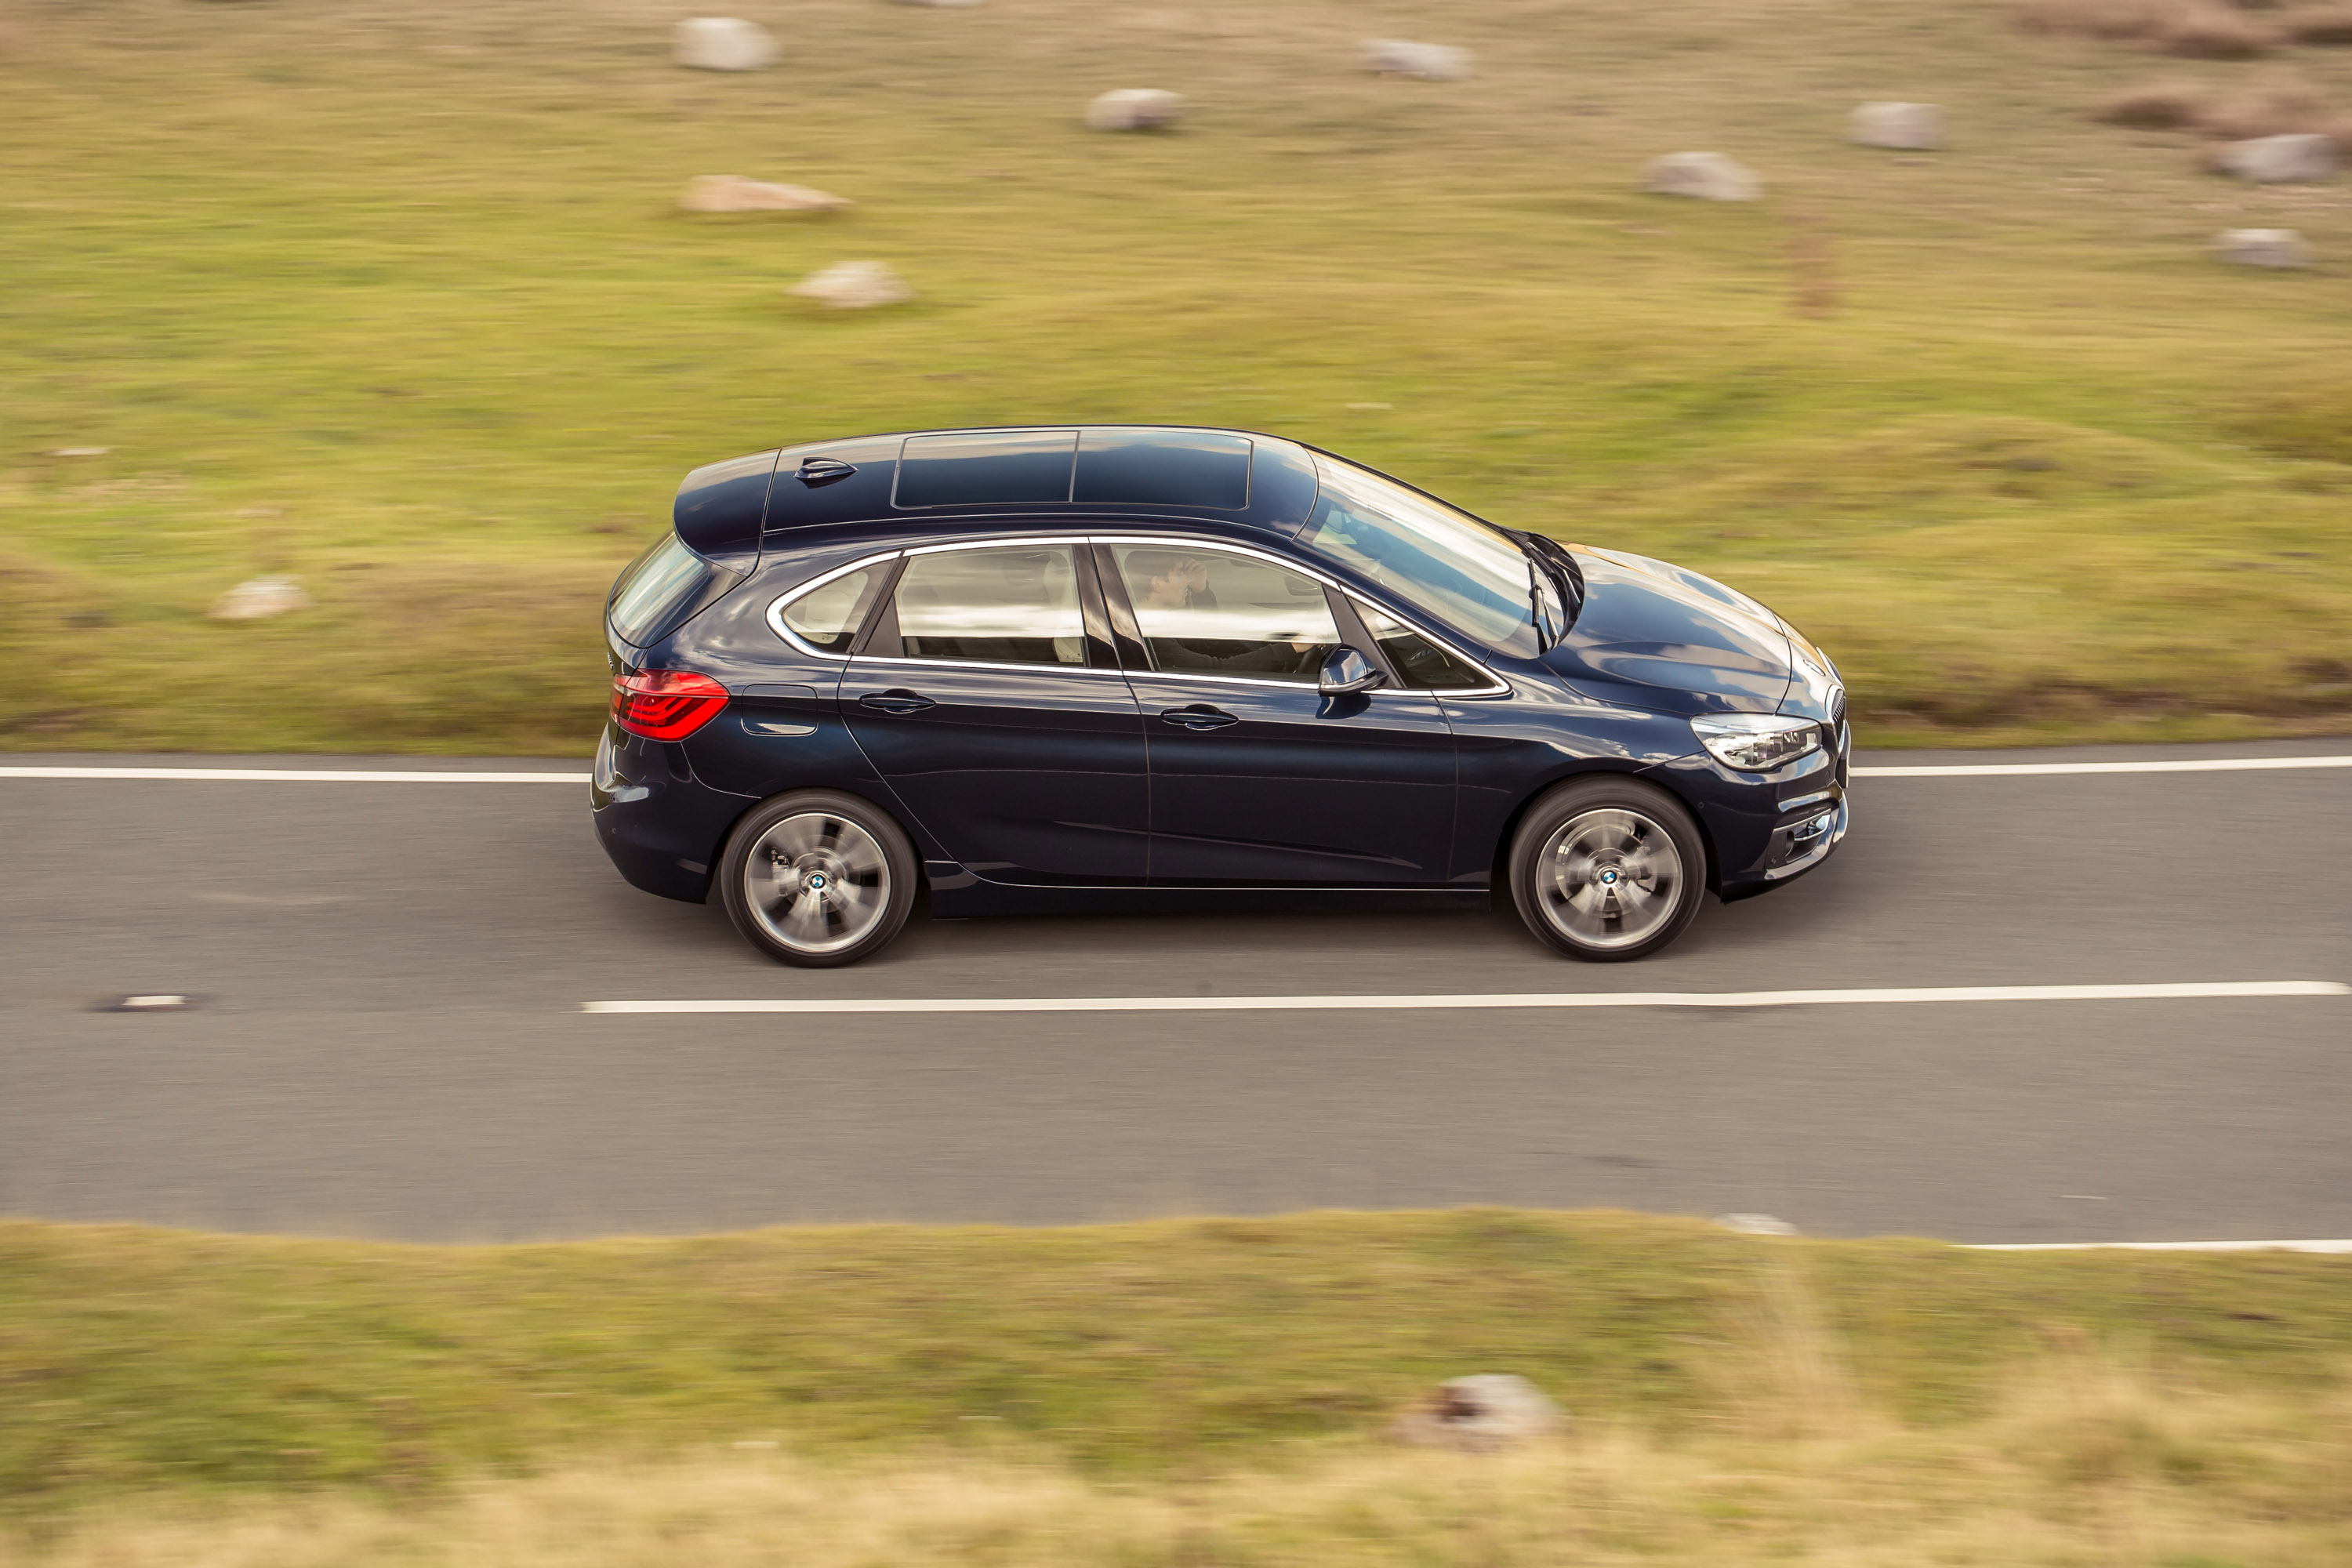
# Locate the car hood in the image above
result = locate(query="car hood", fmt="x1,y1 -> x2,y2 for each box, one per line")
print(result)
1541,547 -> 1793,716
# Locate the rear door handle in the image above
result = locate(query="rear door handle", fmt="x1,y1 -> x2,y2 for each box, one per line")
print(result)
1158,705 -> 1239,731
858,689 -> 936,716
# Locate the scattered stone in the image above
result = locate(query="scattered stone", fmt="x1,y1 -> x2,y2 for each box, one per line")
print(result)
680,176 -> 851,214
1086,88 -> 1186,132
209,575 -> 312,621
1359,38 -> 1475,82
95,994 -> 201,1013
2213,227 -> 2312,267
1850,101 -> 1944,151
1642,152 -> 1765,201
2209,132 -> 2339,183
1392,1375 -> 1566,1453
790,261 -> 914,309
1716,1212 -> 1801,1236
673,17 -> 778,72
47,446 -> 111,457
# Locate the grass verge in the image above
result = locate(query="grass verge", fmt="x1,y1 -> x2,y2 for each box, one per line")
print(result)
5,0 -> 2351,751
4,1209 -> 2351,1531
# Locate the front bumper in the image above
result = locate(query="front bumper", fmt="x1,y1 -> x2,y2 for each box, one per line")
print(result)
1648,722 -> 1849,902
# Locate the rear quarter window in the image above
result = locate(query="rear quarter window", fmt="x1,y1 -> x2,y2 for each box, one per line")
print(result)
609,532 -> 733,647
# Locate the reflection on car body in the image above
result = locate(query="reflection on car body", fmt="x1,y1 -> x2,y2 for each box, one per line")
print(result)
594,426 -> 1849,967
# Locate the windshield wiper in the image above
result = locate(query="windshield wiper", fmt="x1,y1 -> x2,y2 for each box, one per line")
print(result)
1504,530 -> 1585,648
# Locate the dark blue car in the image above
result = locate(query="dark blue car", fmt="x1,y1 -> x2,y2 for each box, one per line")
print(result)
595,427 -> 1848,967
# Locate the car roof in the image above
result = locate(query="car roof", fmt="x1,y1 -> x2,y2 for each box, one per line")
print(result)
673,426 -> 1327,564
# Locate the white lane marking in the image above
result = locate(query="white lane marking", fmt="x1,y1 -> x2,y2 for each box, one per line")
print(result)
1855,755 -> 2352,778
0,768 -> 590,783
583,980 -> 2347,1015
1973,1240 -> 2352,1254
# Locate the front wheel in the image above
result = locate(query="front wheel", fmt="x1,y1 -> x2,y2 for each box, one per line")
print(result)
1508,778 -> 1707,962
719,790 -> 919,967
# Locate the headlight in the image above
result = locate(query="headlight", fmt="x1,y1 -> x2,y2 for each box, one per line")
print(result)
1690,713 -> 1822,771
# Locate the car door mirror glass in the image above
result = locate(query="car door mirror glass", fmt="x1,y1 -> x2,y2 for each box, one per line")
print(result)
1318,646 -> 1385,696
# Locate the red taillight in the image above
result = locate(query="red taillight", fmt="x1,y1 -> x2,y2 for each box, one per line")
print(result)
610,669 -> 729,741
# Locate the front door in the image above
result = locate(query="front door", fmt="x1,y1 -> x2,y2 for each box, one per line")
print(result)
1098,541 -> 1457,884
843,541 -> 1149,884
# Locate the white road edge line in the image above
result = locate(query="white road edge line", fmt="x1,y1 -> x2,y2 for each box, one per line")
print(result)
0,768 -> 592,783
6,757 -> 2349,783
1854,755 -> 2352,777
583,980 -> 2348,1014
1970,1239 -> 2352,1254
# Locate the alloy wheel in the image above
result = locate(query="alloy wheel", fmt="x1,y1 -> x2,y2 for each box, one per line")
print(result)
1536,807 -> 1685,952
743,811 -> 892,956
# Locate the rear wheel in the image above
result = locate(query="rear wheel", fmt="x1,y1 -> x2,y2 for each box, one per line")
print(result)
719,790 -> 918,967
1508,778 -> 1706,961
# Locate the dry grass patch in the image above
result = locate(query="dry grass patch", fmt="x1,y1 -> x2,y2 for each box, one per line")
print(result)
2282,3 -> 2352,42
8,1364 -> 2352,1568
2163,1 -> 2282,53
2096,77 -> 2216,123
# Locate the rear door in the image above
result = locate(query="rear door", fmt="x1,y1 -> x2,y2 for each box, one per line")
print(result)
1097,540 -> 1457,885
842,539 -> 1149,885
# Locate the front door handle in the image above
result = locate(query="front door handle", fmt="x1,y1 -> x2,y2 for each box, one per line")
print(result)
858,689 -> 936,716
1158,705 -> 1239,731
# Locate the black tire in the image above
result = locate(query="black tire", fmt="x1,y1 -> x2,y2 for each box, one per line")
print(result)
1508,776 -> 1707,962
718,789 -> 920,967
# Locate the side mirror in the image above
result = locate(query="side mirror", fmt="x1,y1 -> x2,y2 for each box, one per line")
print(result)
1318,646 -> 1387,696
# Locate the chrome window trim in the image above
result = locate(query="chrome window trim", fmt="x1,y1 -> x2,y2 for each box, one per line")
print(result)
851,654 -> 1127,679
764,532 -> 1511,696
903,534 -> 1093,557
1122,668 -> 1443,698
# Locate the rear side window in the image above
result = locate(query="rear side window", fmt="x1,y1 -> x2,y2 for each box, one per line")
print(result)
1358,604 -> 1489,689
1111,545 -> 1339,683
777,565 -> 883,655
895,431 -> 1077,507
893,545 -> 1087,666
609,532 -> 724,647
1073,430 -> 1250,510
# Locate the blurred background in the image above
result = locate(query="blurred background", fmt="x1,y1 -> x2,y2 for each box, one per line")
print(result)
4,0 -> 2349,756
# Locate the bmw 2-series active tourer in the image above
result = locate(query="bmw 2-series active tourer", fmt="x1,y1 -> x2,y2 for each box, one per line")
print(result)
594,426 -> 1848,966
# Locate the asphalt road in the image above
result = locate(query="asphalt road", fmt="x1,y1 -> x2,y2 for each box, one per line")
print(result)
4,740 -> 2348,1245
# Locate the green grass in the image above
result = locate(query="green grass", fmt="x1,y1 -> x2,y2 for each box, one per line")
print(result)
4,0 -> 2350,752
5,1210 -> 2352,1515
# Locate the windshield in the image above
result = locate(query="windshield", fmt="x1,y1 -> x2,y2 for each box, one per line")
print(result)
1296,457 -> 1539,655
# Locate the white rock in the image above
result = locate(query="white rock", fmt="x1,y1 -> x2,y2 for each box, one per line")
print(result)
1850,101 -> 1944,151
790,261 -> 914,309
47,446 -> 111,457
2212,227 -> 2311,267
673,17 -> 777,72
2211,133 -> 2339,183
1359,38 -> 1475,82
1716,1212 -> 1801,1236
209,575 -> 312,621
1086,89 -> 1186,132
1392,1375 -> 1566,1454
681,176 -> 851,214
1643,152 -> 1764,201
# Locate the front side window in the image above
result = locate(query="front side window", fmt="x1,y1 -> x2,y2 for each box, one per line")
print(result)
1296,458 -> 1538,656
892,545 -> 1086,666
777,565 -> 880,654
1358,604 -> 1490,690
1112,545 -> 1340,683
